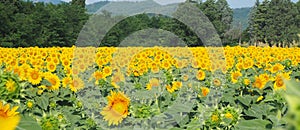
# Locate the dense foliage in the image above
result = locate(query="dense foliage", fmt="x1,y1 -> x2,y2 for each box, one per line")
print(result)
247,0 -> 300,47
0,0 -> 88,47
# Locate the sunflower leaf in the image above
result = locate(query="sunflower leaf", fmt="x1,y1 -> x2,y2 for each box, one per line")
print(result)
236,119 -> 271,130
16,114 -> 42,130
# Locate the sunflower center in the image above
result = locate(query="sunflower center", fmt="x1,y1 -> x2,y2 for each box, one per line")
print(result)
112,102 -> 127,115
255,80 -> 263,88
213,79 -> 221,86
49,78 -> 56,86
276,79 -> 284,87
49,64 -> 55,70
233,73 -> 240,80
273,66 -> 279,71
32,72 -> 39,80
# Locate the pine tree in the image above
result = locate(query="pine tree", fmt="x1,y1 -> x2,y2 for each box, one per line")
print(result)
216,0 -> 233,44
197,0 -> 233,45
248,0 -> 260,46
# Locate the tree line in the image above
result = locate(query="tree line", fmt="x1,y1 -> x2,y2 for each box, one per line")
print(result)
0,0 -> 299,47
0,0 -> 88,47
247,0 -> 300,47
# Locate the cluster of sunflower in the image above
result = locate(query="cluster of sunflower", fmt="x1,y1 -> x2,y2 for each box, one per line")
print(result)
0,46 -> 300,129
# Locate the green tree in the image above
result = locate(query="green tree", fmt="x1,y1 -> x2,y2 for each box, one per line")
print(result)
215,0 -> 233,44
197,0 -> 233,45
71,0 -> 85,8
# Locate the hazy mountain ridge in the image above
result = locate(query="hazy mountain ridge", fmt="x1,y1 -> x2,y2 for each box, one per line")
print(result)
86,1 -> 251,30
30,0 -> 64,4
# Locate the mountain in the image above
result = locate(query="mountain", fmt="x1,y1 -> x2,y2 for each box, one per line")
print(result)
31,0 -> 64,4
86,1 -> 251,30
95,0 -> 160,15
232,7 -> 251,30
86,1 -> 110,13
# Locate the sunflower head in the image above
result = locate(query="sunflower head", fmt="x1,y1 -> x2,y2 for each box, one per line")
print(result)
44,73 -> 60,91
196,70 -> 206,81
5,78 -> 17,93
100,91 -> 130,126
0,101 -> 21,130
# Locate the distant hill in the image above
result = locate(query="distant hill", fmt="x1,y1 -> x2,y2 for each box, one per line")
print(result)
232,7 -> 252,30
31,0 -> 64,4
86,1 -> 251,30
95,0 -> 160,15
86,1 -> 110,13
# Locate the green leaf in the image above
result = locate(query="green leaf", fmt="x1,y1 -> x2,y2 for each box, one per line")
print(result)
237,95 -> 253,106
244,104 -> 269,119
35,95 -> 49,110
41,79 -> 51,86
236,119 -> 271,130
16,114 -> 42,130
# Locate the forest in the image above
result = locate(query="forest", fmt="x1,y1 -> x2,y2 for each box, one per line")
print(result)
0,0 -> 299,47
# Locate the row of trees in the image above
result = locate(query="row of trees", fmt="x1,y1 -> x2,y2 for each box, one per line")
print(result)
1,0 -> 299,47
80,0 -> 234,47
0,0 -> 88,47
247,0 -> 300,47
0,0 -> 234,47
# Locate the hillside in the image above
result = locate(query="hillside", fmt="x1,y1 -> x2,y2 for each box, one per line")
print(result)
86,1 -> 251,30
86,1 -> 110,13
31,0 -> 63,4
232,7 -> 251,30
96,0 -> 160,15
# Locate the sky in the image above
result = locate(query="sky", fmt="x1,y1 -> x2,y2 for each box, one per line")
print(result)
62,0 -> 299,8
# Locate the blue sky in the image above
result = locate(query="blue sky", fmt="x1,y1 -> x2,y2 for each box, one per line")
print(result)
63,0 -> 299,8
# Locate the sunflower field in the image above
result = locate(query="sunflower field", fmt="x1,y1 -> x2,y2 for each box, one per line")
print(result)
1,46 -> 300,130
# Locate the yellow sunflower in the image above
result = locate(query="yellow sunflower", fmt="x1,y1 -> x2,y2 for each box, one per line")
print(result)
231,71 -> 242,84
62,76 -> 72,88
270,63 -> 284,73
273,73 -> 290,91
166,84 -> 175,93
146,78 -> 160,90
253,76 -> 266,89
201,87 -> 210,97
5,79 -> 16,92
28,68 -> 42,85
44,73 -> 60,91
100,91 -> 130,126
0,101 -> 21,130
161,60 -> 172,70
70,77 -> 84,92
102,66 -> 112,78
196,70 -> 206,81
111,72 -> 125,83
93,71 -> 104,80
46,61 -> 57,72
244,78 -> 250,86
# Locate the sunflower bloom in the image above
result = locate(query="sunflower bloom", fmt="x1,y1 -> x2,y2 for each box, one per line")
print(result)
28,68 -> 42,85
5,79 -> 16,92
231,71 -> 242,84
0,101 -> 21,130
270,63 -> 284,73
146,78 -> 160,90
196,70 -> 206,80
70,77 -> 84,92
44,73 -> 60,91
100,91 -> 130,126
273,73 -> 289,91
201,87 -> 210,97
253,76 -> 266,89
